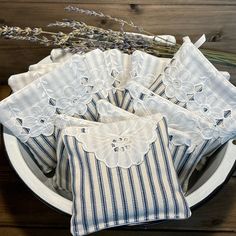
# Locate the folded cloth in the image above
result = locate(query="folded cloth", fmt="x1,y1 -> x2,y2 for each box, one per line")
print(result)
0,49 -> 119,174
62,115 -> 191,236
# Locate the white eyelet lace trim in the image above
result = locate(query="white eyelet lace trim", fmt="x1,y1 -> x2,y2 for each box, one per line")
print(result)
69,117 -> 160,168
131,50 -> 170,88
1,49 -> 113,142
56,85 -> 93,116
158,41 -> 236,142
104,49 -> 132,91
126,81 -> 221,151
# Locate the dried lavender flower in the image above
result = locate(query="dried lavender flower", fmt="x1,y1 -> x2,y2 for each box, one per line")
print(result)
0,6 -> 235,66
65,5 -> 144,33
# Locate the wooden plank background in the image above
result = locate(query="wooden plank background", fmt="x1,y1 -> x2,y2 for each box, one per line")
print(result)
0,1 -> 236,236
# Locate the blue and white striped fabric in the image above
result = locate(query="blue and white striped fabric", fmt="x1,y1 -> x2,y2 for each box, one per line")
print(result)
63,116 -> 191,236
0,49 -> 120,174
120,42 -> 236,178
53,115 -> 100,193
119,81 -> 221,190
53,101 -> 137,193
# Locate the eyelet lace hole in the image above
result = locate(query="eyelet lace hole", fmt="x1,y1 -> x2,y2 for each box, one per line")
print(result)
224,110 -> 231,118
40,119 -> 45,124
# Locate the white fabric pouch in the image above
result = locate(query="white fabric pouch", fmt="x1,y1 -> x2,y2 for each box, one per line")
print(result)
53,100 -> 139,193
146,38 -> 236,143
0,49 -> 118,174
121,81 -> 223,190
63,114 -> 191,236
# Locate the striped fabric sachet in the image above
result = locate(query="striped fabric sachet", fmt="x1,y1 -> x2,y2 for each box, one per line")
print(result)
62,115 -> 191,236
53,100 -> 137,193
53,115 -> 100,194
0,49 -> 117,174
120,81 -> 222,190
146,38 -> 236,148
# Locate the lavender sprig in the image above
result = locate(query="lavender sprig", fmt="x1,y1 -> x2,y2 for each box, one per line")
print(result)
0,7 -> 235,66
64,5 -> 177,46
65,5 -> 144,33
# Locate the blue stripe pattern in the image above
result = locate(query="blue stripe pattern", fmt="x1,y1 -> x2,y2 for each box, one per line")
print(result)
119,88 -> 223,190
23,91 -> 113,176
63,118 -> 191,236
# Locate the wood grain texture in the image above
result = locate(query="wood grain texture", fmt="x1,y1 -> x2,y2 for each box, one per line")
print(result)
1,0 -> 236,5
0,1 -> 236,235
0,2 -> 236,85
0,85 -> 11,100
0,228 -> 235,236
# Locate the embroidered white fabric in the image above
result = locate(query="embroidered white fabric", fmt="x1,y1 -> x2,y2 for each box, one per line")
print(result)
159,40 -> 236,142
0,49 -> 115,142
131,50 -> 230,90
97,99 -> 193,149
103,49 -> 132,91
64,115 -> 163,168
125,81 -> 219,152
131,50 -> 171,88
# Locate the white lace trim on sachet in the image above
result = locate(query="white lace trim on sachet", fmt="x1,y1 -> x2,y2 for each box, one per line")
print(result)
64,115 -> 162,168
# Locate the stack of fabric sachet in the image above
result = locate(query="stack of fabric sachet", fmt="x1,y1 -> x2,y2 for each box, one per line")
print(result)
0,35 -> 235,236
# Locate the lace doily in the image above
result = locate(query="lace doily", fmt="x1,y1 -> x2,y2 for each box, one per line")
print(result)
66,116 -> 162,168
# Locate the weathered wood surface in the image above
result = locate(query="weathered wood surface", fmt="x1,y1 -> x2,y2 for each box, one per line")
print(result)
1,0 -> 236,4
0,228 -> 235,236
0,1 -> 236,84
0,1 -> 236,235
